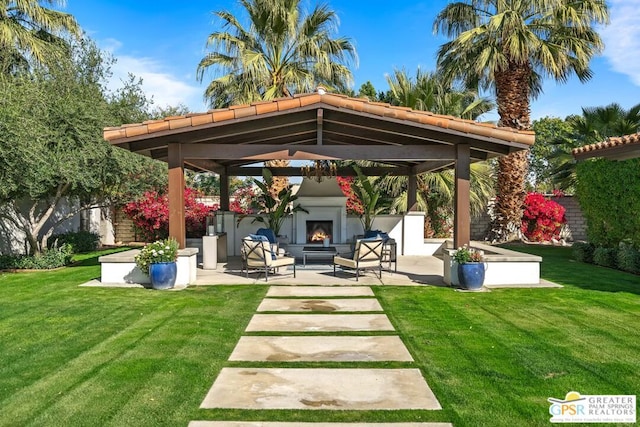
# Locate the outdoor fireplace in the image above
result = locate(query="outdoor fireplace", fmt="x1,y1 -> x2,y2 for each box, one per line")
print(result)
306,220 -> 333,244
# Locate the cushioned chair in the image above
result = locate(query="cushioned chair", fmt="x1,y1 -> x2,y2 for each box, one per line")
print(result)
333,238 -> 384,281
256,228 -> 285,256
241,236 -> 295,282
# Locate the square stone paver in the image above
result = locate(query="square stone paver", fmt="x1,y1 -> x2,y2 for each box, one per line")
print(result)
229,336 -> 413,362
245,314 -> 394,332
200,368 -> 442,410
257,298 -> 383,312
266,286 -> 375,297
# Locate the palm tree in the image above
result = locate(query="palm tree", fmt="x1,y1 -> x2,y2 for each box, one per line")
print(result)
377,67 -> 495,237
549,102 -> 640,191
196,0 -> 357,108
0,0 -> 81,74
385,68 -> 493,120
434,0 -> 609,242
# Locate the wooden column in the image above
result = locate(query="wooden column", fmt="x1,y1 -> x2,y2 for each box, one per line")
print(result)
407,171 -> 418,212
454,143 -> 471,248
168,143 -> 186,248
219,172 -> 230,211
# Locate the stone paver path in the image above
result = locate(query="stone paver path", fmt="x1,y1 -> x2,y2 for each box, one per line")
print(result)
192,285 -> 449,426
229,336 -> 413,362
257,298 -> 383,312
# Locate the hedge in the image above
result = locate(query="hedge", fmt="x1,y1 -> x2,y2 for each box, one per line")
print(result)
576,158 -> 640,247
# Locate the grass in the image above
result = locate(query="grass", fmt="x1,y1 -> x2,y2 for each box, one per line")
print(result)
0,245 -> 638,426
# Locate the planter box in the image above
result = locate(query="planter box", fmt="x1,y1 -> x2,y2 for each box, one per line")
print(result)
98,248 -> 198,285
443,242 -> 542,286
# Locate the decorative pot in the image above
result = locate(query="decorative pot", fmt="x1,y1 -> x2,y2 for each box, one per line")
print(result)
457,262 -> 485,290
149,262 -> 177,290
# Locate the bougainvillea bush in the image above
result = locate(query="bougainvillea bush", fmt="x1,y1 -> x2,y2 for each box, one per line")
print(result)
337,176 -> 364,215
521,192 -> 566,242
123,188 -> 217,241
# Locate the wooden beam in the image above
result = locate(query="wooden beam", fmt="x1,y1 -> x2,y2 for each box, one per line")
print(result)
413,160 -> 455,175
220,173 -> 230,211
317,108 -> 323,145
168,143 -> 186,248
407,172 -> 418,212
181,143 -> 456,161
183,159 -> 225,174
454,144 -> 471,248
226,166 -> 411,176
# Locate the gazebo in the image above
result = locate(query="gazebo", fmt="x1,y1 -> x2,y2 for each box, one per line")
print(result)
104,89 -> 534,249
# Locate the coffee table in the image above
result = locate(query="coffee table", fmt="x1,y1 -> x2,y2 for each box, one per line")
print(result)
302,246 -> 338,267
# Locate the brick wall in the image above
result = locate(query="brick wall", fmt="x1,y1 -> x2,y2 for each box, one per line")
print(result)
469,195 -> 587,242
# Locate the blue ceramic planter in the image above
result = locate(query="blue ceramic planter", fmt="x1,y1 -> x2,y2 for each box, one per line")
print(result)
457,262 -> 485,290
149,262 -> 177,290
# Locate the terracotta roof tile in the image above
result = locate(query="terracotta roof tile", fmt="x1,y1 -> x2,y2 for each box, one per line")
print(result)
233,105 -> 257,119
168,117 -> 192,130
103,89 -> 535,146
572,132 -> 640,156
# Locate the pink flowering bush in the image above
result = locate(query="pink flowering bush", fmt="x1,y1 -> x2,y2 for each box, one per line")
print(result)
337,176 -> 364,215
521,192 -> 566,242
123,188 -> 217,241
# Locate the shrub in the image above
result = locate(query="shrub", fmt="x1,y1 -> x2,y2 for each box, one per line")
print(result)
123,188 -> 217,241
521,192 -> 566,242
576,158 -> 640,247
0,244 -> 73,270
572,241 -> 595,264
593,247 -> 617,269
134,238 -> 179,275
617,241 -> 640,275
50,230 -> 100,253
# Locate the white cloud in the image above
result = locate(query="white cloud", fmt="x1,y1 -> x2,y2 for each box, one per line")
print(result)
102,39 -> 206,112
601,0 -> 640,86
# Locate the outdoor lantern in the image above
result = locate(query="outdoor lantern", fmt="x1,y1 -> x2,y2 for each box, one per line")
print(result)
206,211 -> 216,236
216,211 -> 224,234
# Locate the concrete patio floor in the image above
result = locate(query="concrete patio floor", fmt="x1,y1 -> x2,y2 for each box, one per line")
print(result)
193,255 -> 446,286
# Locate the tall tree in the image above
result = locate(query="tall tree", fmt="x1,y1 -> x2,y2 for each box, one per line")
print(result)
377,67 -> 495,236
547,102 -> 640,191
434,0 -> 609,242
197,0 -> 356,195
0,0 -> 81,74
196,0 -> 357,108
385,68 -> 493,119
0,39 -> 165,254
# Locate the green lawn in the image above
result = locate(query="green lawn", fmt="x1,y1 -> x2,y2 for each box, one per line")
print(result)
0,246 -> 637,426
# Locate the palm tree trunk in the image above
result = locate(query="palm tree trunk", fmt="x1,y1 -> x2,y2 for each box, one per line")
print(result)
489,61 -> 531,242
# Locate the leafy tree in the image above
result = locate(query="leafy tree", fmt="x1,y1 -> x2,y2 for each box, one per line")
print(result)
196,0 -> 357,108
434,0 -> 609,242
529,116 -> 574,192
357,81 -> 377,100
0,0 -> 81,74
0,39 -> 165,254
350,165 -> 387,232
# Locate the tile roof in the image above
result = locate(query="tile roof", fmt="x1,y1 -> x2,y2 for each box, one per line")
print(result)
104,90 -> 535,146
572,132 -> 640,158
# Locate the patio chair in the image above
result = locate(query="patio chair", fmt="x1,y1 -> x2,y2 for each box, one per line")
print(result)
241,236 -> 295,282
256,228 -> 285,256
333,238 -> 384,281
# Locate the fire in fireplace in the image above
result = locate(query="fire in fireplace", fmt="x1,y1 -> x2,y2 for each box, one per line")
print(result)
306,220 -> 333,243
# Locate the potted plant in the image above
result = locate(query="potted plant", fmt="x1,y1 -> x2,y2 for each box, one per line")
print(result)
452,244 -> 485,290
135,238 -> 179,290
239,169 -> 308,236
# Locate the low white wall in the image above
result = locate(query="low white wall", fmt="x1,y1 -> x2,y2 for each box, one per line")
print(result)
99,248 -> 198,285
443,242 -> 542,286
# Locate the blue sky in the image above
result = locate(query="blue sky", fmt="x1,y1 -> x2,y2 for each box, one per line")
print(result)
64,0 -> 640,121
